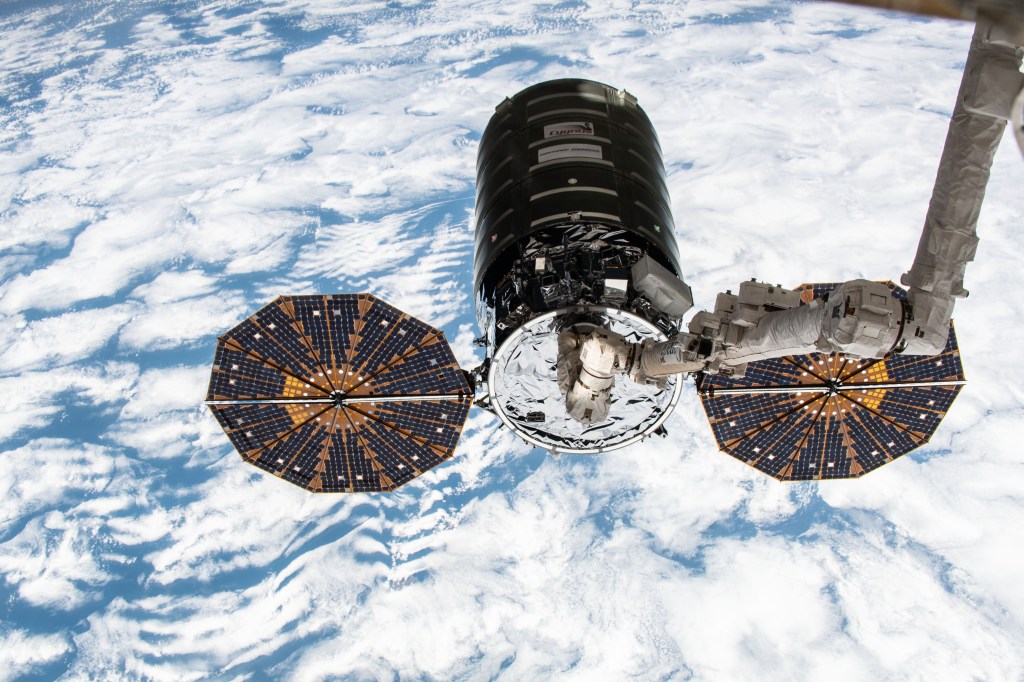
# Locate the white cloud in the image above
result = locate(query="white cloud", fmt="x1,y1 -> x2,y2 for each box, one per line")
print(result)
106,365 -> 214,460
0,304 -> 137,373
294,208 -> 432,282
450,321 -> 485,370
0,440 -> 146,611
821,408 -> 1024,621
364,208 -> 473,327
0,0 -> 1022,679
0,628 -> 70,682
0,196 -> 97,252
0,361 -> 137,440
119,291 -> 249,350
0,514 -> 110,610
660,525 -> 1023,680
108,410 -> 208,461
0,204 -> 188,313
128,270 -> 220,305
120,365 -> 209,418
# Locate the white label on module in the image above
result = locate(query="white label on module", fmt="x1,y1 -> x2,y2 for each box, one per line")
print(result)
538,143 -> 602,163
543,121 -> 595,138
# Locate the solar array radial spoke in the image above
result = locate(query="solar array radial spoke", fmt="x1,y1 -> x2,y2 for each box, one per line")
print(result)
207,294 -> 473,492
698,282 -> 965,480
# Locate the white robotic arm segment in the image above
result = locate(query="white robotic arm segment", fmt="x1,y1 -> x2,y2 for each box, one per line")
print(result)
631,335 -> 705,381
901,19 -> 1023,354
558,278 -> 905,426
557,18 -> 1022,427
721,299 -> 827,365
1013,85 -> 1024,159
626,280 -> 809,382
633,279 -> 904,381
819,280 -> 906,358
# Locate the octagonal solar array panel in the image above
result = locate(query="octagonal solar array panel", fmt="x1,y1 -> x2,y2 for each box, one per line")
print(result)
697,282 -> 965,480
206,294 -> 472,492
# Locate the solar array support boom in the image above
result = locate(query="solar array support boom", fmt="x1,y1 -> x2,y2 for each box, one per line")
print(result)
824,0 -> 1024,27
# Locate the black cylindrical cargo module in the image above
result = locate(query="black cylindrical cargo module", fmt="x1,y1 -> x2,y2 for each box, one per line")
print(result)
474,79 -> 690,453
474,78 -> 681,306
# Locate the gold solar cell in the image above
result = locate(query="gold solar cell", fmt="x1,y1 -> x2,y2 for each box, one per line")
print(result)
207,294 -> 473,493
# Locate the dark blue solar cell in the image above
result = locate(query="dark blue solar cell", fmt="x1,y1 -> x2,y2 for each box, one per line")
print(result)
789,405 -> 847,481
728,406 -> 817,475
207,344 -> 295,400
708,392 -> 821,446
334,422 -> 385,492
350,337 -> 470,398
223,299 -> 326,381
348,398 -> 472,452
252,420 -> 330,474
358,416 -> 448,474
317,432 -> 350,493
348,297 -> 435,378
285,295 -> 366,385
210,403 -> 302,455
877,327 -> 963,384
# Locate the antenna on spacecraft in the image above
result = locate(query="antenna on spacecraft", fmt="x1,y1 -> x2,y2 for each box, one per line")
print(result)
206,9 -> 1022,491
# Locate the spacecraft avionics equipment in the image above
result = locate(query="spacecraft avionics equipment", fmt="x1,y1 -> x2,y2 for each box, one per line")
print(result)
205,17 -> 1022,490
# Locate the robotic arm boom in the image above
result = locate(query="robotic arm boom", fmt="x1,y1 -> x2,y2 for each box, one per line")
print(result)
560,18 -> 1022,424
901,19 -> 1023,353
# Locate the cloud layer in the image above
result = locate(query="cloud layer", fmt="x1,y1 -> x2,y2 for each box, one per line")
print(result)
0,0 -> 1022,680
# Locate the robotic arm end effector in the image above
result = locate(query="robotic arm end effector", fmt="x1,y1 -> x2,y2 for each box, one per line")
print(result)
556,278 -> 932,426
557,326 -> 631,424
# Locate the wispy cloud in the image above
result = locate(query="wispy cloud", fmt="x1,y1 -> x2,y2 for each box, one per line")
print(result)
0,361 -> 137,440
0,439 -> 143,611
0,628 -> 70,682
0,304 -> 137,373
0,0 -> 1022,678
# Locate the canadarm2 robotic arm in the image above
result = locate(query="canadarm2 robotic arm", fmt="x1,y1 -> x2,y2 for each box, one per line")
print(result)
559,18 -> 1022,424
901,19 -> 1023,353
